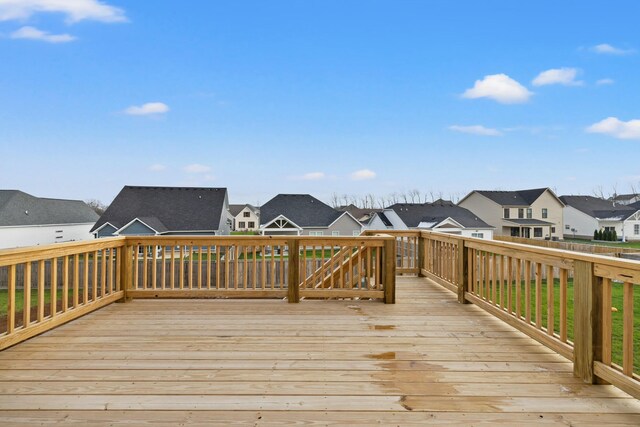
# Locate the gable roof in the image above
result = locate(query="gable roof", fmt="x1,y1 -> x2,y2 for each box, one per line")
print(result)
229,203 -> 259,217
90,186 -> 228,233
560,195 -> 636,221
611,193 -> 640,202
387,201 -> 493,229
0,190 -> 99,227
337,204 -> 382,223
260,194 -> 341,227
474,188 -> 548,206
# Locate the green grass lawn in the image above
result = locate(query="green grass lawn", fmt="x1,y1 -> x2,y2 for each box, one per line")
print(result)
563,238 -> 640,250
0,289 -> 74,318
477,278 -> 640,372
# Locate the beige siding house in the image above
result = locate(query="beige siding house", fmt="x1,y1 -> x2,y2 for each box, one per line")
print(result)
458,188 -> 564,240
229,204 -> 260,232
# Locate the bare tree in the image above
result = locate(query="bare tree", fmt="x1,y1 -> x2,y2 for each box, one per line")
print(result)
592,185 -> 606,199
330,192 -> 340,208
85,199 -> 108,216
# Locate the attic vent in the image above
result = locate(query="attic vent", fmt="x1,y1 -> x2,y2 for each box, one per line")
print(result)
25,210 -> 28,215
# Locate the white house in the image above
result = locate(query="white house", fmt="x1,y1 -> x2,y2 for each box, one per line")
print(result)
367,200 -> 494,239
0,190 -> 99,250
229,204 -> 260,232
560,195 -> 640,241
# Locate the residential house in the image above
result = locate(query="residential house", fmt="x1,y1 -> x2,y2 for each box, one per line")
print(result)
0,190 -> 99,249
560,195 -> 640,241
259,194 -> 362,236
458,188 -> 564,239
367,199 -> 494,239
229,204 -> 260,232
91,186 -> 231,237
336,204 -> 381,224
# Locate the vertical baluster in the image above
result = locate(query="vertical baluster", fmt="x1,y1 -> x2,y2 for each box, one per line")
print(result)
198,244 -> 203,289
216,245 -> 222,289
515,259 -> 522,320
161,245 -> 167,289
622,282 -> 634,376
507,256 -> 513,313
261,245 -> 267,289
151,245 -> 157,290
535,263 -> 542,329
170,246 -> 176,289
142,247 -> 148,290
63,256 -> 69,312
601,277 -> 612,365
270,245 -> 276,289
93,250 -> 99,300
84,252 -> 90,302
7,265 -> 16,334
108,249 -> 114,294
233,245 -> 239,289
207,245 -> 212,289
252,245 -> 257,289
189,245 -> 194,289
49,258 -> 56,317
23,262 -> 31,327
525,260 -> 532,324
73,254 -> 79,306
547,265 -> 555,336
243,245 -> 248,288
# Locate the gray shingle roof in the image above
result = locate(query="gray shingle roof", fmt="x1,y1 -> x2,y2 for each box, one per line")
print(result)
0,190 -> 99,227
560,195 -> 636,221
229,204 -> 259,217
90,186 -> 228,233
260,194 -> 341,227
388,201 -> 493,229
475,188 -> 549,206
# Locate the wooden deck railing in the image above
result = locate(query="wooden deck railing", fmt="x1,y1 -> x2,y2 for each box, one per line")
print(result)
0,235 -> 396,350
369,229 -> 640,399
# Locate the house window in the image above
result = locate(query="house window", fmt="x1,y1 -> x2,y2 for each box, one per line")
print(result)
471,232 -> 484,238
243,212 -> 250,218
332,231 -> 340,236
238,221 -> 246,228
309,231 -> 324,236
248,221 -> 255,228
542,208 -> 548,219
551,227 -> 556,233
635,224 -> 639,235
526,208 -> 532,219
565,224 -> 570,230
604,226 -> 615,232
518,208 -> 524,219
503,208 -> 510,219
534,227 -> 543,238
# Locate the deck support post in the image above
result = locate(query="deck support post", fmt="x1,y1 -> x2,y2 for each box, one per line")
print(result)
457,239 -> 469,304
117,243 -> 132,302
383,238 -> 396,304
573,259 -> 603,383
418,234 -> 426,277
287,239 -> 300,303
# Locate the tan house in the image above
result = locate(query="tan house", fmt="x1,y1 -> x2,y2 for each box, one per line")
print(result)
458,188 -> 564,239
229,204 -> 260,232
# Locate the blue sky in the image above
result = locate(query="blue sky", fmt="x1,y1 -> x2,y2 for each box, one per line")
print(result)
1,1 -> 639,206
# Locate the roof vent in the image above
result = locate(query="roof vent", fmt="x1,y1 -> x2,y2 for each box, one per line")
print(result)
25,210 -> 29,215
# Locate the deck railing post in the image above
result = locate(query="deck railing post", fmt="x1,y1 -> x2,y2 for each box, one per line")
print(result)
573,259 -> 603,383
457,238 -> 469,304
383,238 -> 396,304
418,233 -> 426,277
117,242 -> 132,302
287,239 -> 300,303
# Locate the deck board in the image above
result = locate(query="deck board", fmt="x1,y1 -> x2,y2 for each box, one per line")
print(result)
0,276 -> 638,425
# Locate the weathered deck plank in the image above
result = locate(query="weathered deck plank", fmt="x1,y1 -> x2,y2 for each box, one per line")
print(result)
0,276 -> 638,425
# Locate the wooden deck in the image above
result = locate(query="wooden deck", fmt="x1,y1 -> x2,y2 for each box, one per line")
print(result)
0,276 -> 638,426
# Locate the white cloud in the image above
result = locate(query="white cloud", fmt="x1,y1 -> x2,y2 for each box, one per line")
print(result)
586,117 -> 640,140
449,125 -> 502,136
591,43 -> 635,55
10,25 -> 75,43
350,169 -> 376,181
300,172 -> 325,181
532,68 -> 583,86
184,164 -> 212,174
148,163 -> 166,172
0,0 -> 127,23
596,78 -> 614,85
124,102 -> 169,116
462,74 -> 533,104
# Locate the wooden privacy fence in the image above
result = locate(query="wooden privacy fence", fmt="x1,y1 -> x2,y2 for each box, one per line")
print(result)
372,229 -> 640,399
0,235 -> 396,350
